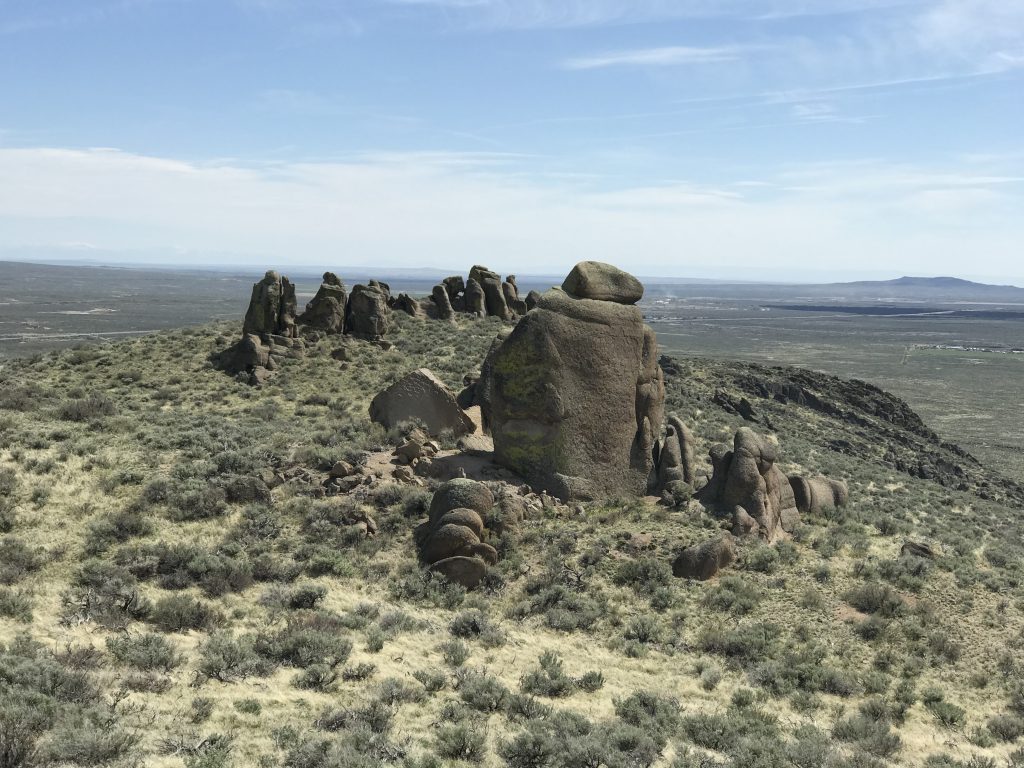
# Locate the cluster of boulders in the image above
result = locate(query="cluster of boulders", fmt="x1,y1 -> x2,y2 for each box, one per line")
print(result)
478,262 -> 664,500
214,271 -> 307,385
694,426 -> 849,543
415,479 -> 500,589
215,266 -> 537,385
431,265 -> 535,322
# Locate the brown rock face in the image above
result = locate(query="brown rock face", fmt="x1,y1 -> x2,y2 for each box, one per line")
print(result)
789,475 -> 849,516
370,368 -> 474,437
345,283 -> 392,340
464,278 -> 485,317
479,270 -> 665,500
243,270 -> 298,337
698,427 -> 800,542
672,535 -> 737,580
562,261 -> 644,305
298,272 -> 347,333
431,285 -> 455,321
481,277 -> 512,321
417,479 -> 498,589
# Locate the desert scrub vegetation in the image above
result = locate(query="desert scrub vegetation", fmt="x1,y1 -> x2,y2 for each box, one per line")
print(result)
0,316 -> 1022,766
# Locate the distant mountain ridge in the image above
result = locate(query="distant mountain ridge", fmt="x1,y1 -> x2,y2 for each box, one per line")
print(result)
843,275 -> 1021,290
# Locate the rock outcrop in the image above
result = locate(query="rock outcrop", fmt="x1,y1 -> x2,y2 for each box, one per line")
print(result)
345,283 -> 392,341
698,427 -> 800,542
370,368 -> 474,437
655,414 -> 697,490
464,278 -> 486,317
481,277 -> 512,321
672,535 -> 737,580
431,285 -> 455,321
298,272 -> 347,333
789,475 -> 849,517
479,263 -> 665,500
416,479 -> 498,589
562,261 -> 644,305
243,270 -> 298,338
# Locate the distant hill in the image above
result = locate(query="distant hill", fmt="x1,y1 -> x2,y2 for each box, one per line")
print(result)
843,275 -> 1021,291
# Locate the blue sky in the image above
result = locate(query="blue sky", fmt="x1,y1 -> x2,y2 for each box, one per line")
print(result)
1,0 -> 1022,281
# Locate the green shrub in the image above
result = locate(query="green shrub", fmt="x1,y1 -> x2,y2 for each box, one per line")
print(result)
150,594 -> 222,632
499,724 -> 555,768
197,632 -> 273,682
106,632 -> 181,672
435,724 -> 488,762
0,587 -> 33,622
520,652 -> 577,698
844,583 -> 904,617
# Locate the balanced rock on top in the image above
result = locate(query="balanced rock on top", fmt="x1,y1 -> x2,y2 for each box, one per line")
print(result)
562,261 -> 645,305
479,262 -> 664,500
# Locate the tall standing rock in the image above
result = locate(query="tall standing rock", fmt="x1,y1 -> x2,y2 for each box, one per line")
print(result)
465,278 -> 486,317
298,272 -> 347,333
481,277 -> 512,321
243,270 -> 298,338
345,283 -> 392,341
431,285 -> 455,322
443,275 -> 466,301
698,427 -> 800,541
469,265 -> 500,286
479,263 -> 665,500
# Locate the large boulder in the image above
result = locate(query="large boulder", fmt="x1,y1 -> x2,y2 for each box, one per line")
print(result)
345,283 -> 392,340
243,270 -> 298,337
431,285 -> 455,321
479,270 -> 665,500
481,277 -> 512,321
672,535 -> 737,580
428,478 -> 495,524
443,275 -> 466,301
370,368 -> 474,437
562,261 -> 644,305
698,427 -> 800,542
392,293 -> 422,318
464,278 -> 486,317
298,272 -> 347,333
789,475 -> 849,517
469,265 -> 500,285
655,414 -> 696,490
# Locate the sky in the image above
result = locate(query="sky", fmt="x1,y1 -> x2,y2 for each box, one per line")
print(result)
0,0 -> 1022,282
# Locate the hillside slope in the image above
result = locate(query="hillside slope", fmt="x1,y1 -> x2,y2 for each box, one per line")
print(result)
0,316 -> 1022,768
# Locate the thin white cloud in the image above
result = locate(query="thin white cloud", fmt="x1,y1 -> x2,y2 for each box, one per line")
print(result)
563,45 -> 746,70
0,146 -> 1021,280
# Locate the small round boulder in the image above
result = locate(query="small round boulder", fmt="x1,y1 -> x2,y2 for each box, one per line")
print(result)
428,479 -> 494,524
437,508 -> 486,539
421,524 -> 480,564
429,556 -> 488,590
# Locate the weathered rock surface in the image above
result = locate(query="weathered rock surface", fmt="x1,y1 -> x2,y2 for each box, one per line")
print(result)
392,293 -> 421,317
431,285 -> 455,321
698,427 -> 800,542
672,535 -> 737,580
562,261 -> 644,305
243,270 -> 298,337
428,478 -> 494,524
469,265 -> 500,285
370,368 -> 474,437
417,479 -> 498,589
655,414 -> 697,490
481,277 -> 512,321
525,290 -> 541,311
345,283 -> 392,341
298,272 -> 347,333
479,264 -> 665,500
212,332 -> 305,386
789,475 -> 849,516
464,278 -> 485,317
